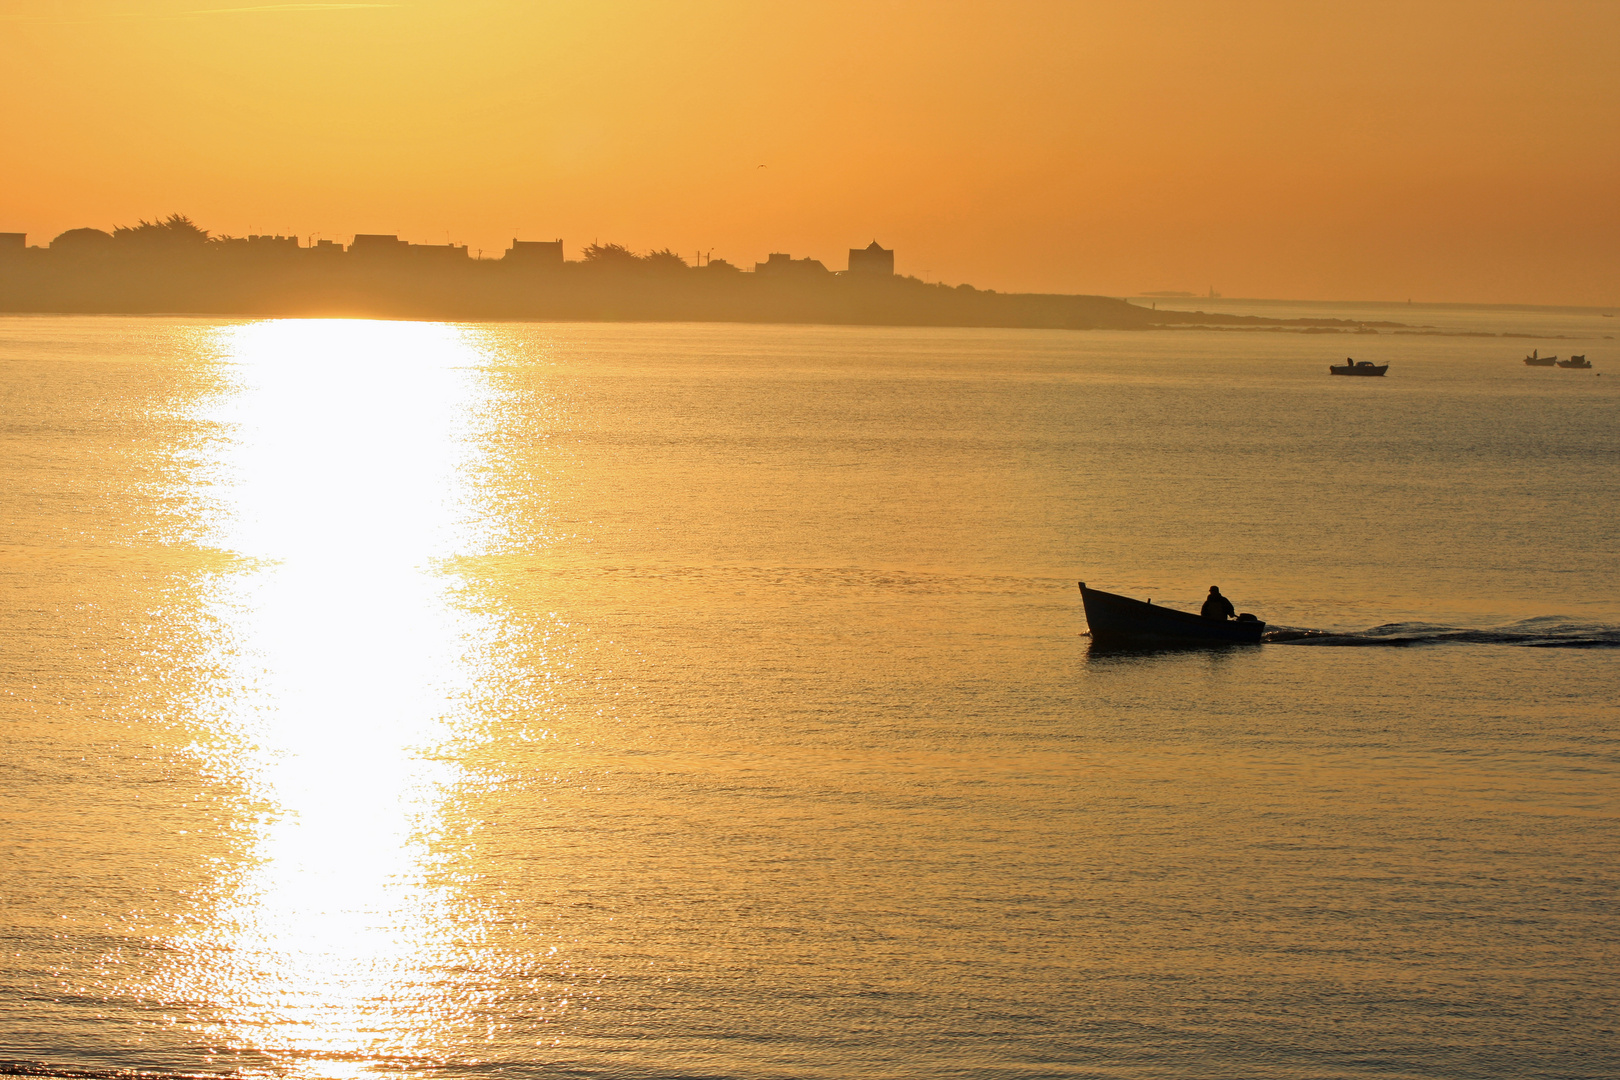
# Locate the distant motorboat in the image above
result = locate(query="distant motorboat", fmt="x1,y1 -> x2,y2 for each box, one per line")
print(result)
1524,349 -> 1558,366
1079,581 -> 1265,646
1558,355 -> 1592,369
1330,359 -> 1388,376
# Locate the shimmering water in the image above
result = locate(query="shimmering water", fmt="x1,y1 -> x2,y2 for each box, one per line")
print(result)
1,315 -> 1616,1080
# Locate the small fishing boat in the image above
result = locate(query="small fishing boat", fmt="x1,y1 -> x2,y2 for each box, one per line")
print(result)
1079,582 -> 1265,646
1524,350 -> 1558,366
1330,359 -> 1388,376
1558,355 -> 1591,368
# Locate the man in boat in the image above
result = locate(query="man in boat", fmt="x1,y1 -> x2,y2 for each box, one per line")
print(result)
1201,585 -> 1235,621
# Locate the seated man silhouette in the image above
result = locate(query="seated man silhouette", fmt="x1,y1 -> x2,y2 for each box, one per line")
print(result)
1200,585 -> 1235,621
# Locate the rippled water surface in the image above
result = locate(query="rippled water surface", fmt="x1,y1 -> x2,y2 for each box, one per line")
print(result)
1,315 -> 1616,1080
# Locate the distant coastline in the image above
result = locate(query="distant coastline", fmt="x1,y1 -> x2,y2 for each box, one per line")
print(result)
0,215 -> 1406,333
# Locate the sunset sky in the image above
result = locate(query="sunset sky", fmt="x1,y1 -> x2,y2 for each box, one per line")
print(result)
4,0 -> 1617,304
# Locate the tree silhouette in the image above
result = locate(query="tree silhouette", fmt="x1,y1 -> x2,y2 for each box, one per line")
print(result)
113,213 -> 210,248
50,227 -> 115,252
643,248 -> 689,271
581,242 -> 640,267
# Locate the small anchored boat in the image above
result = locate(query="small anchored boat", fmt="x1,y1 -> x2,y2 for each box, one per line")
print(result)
1330,359 -> 1388,376
1524,349 -> 1558,366
1558,355 -> 1591,368
1079,582 -> 1265,646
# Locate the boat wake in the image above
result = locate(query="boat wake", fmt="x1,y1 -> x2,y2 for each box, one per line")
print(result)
1265,616 -> 1620,649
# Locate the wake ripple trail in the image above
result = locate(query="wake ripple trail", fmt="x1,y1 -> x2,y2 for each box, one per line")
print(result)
1266,617 -> 1620,648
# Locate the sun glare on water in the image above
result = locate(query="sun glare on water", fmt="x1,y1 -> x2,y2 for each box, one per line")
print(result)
166,319 -> 511,1075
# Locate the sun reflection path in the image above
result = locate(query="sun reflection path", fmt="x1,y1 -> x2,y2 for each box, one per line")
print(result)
176,320 -> 510,1076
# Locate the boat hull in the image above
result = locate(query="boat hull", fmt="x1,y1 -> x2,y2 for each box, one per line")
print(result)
1079,582 -> 1265,645
1524,357 -> 1558,366
1330,363 -> 1388,376
1557,359 -> 1591,369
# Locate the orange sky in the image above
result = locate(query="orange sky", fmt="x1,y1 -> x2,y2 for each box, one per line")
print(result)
4,0 -> 1617,304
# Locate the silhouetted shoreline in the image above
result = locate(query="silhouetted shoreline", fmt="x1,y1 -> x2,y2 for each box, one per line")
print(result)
0,217 -> 1403,332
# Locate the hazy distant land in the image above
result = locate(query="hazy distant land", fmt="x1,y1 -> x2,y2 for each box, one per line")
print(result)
0,215 -> 1408,333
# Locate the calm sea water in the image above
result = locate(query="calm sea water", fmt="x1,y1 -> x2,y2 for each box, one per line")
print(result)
1,314 -> 1616,1080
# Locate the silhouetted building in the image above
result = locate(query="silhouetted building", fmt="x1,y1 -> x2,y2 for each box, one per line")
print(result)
216,234 -> 300,254
0,233 -> 25,256
350,234 -> 410,257
504,239 -> 564,267
312,239 -> 344,255
755,252 -> 829,276
410,242 -> 469,261
847,240 -> 894,276
350,234 -> 466,260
